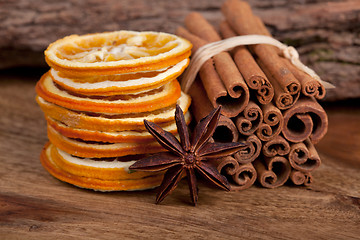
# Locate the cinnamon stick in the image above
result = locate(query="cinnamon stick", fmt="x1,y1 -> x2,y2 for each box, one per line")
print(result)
234,134 -> 262,164
258,60 -> 300,110
181,13 -> 250,117
219,21 -> 274,105
281,57 -> 326,100
188,78 -> 239,143
282,97 -> 328,144
262,135 -> 290,157
213,156 -> 239,179
213,157 -> 257,191
256,102 -> 283,141
253,15 -> 326,100
222,0 -> 301,109
253,156 -> 291,189
186,76 -> 214,121
290,170 -> 313,186
184,12 -> 221,42
231,163 -> 257,191
234,100 -> 263,135
184,13 -> 241,97
214,52 -> 249,100
177,27 -> 230,113
304,173 -> 313,187
176,26 -> 206,52
288,139 -> 321,172
212,117 -> 240,143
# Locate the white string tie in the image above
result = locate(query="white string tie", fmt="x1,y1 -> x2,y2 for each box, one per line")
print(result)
181,34 -> 335,93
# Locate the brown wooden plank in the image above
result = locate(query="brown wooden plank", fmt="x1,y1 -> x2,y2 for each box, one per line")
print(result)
0,71 -> 359,239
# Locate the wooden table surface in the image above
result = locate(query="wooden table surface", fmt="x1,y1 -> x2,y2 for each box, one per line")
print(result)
1,69 -> 359,239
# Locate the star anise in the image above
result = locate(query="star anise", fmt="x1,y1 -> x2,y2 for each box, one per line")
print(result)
129,105 -> 247,205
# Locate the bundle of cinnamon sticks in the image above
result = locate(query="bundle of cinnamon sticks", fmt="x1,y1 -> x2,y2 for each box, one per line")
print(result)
177,0 -> 328,191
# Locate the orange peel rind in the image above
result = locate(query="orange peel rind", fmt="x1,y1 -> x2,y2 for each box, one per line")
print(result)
41,143 -> 164,191
50,144 -> 159,180
45,31 -> 192,76
50,58 -> 189,95
47,125 -> 168,158
36,92 -> 191,131
46,111 -> 191,143
36,72 -> 182,114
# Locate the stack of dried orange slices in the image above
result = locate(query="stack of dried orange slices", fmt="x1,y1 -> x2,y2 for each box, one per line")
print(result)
36,30 -> 192,191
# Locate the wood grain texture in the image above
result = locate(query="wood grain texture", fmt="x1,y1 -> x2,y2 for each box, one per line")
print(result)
1,0 -> 359,101
0,70 -> 359,239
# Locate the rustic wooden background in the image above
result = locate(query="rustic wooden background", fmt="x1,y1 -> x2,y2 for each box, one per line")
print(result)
1,0 -> 360,101
0,70 -> 359,239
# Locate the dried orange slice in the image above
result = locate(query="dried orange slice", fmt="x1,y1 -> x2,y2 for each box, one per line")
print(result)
45,31 -> 192,76
46,111 -> 191,143
50,58 -> 189,95
50,144 -> 158,180
36,92 -> 191,131
41,143 -> 164,191
36,72 -> 181,114
47,125 -> 168,158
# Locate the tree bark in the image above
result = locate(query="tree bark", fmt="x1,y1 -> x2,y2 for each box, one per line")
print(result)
1,0 -> 358,101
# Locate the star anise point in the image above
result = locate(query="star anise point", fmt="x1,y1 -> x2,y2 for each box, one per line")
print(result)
130,105 -> 247,205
